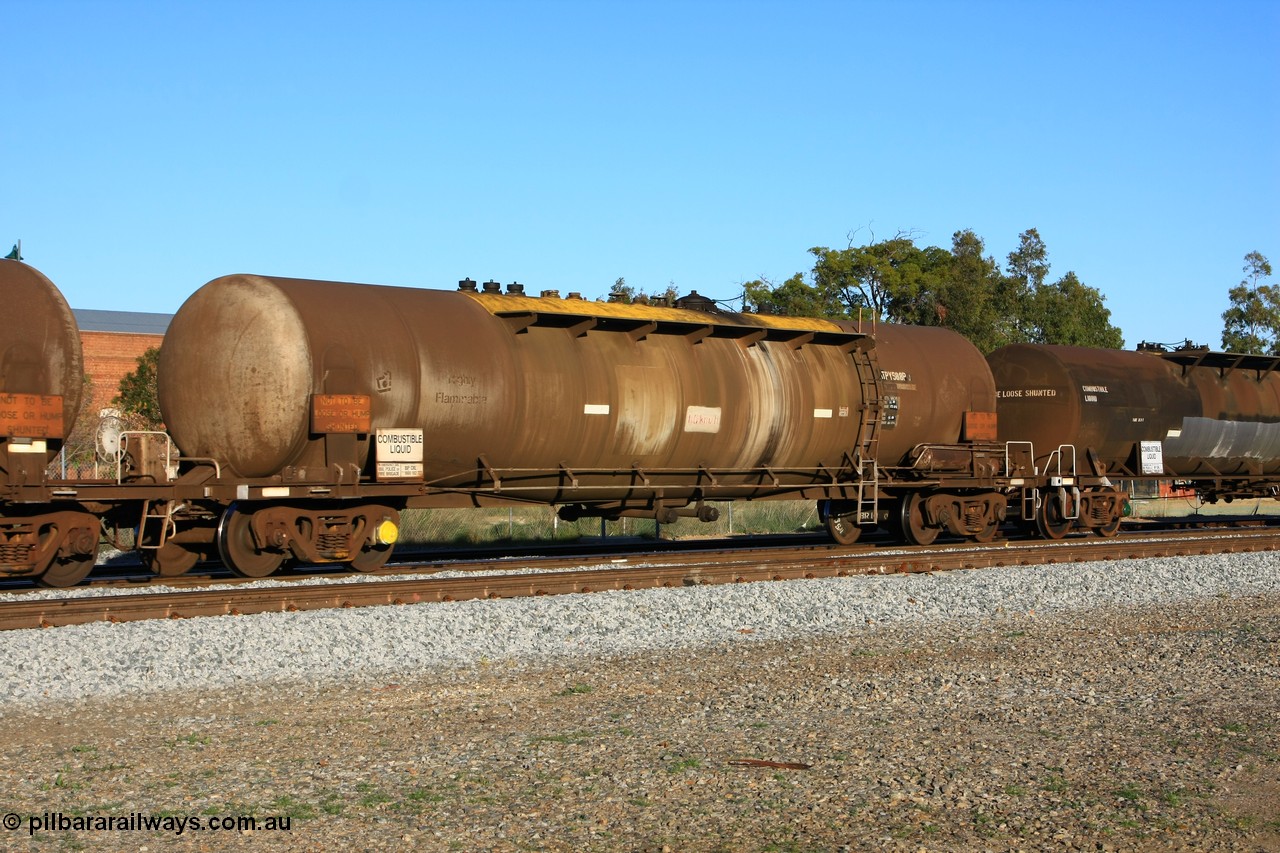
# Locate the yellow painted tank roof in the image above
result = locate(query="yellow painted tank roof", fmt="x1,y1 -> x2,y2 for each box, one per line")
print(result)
464,292 -> 847,333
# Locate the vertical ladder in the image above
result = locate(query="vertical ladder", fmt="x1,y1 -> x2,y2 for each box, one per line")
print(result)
850,340 -> 882,523
137,500 -> 175,551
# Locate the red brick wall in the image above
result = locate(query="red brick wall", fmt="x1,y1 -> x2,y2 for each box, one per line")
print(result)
80,331 -> 164,417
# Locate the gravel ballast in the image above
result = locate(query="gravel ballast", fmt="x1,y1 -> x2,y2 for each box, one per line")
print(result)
0,551 -> 1277,851
3,551 -> 1279,705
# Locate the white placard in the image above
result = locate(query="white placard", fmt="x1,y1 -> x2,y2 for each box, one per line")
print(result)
684,406 -> 721,433
376,429 -> 425,480
1139,440 -> 1164,475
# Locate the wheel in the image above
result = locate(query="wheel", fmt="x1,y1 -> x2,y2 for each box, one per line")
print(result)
140,525 -> 215,577
217,505 -> 285,578
1094,489 -> 1123,538
349,542 -> 394,572
1034,491 -> 1073,540
1096,514 -> 1122,538
141,541 -> 200,577
900,493 -> 939,546
36,514 -> 100,587
38,553 -> 96,588
823,502 -> 862,546
347,508 -> 400,572
971,517 -> 1000,543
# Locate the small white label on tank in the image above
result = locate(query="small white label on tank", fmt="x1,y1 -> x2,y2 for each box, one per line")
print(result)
1140,440 -> 1165,475
583,404 -> 610,415
814,408 -> 833,419
684,406 -> 722,433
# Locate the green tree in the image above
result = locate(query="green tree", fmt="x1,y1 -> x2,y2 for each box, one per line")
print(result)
743,272 -> 845,319
933,229 -> 1004,351
113,347 -> 163,429
607,276 -> 679,306
1221,251 -> 1278,354
809,231 -> 951,324
743,227 -> 1123,352
1001,228 -> 1050,342
607,276 -> 635,303
1030,271 -> 1125,348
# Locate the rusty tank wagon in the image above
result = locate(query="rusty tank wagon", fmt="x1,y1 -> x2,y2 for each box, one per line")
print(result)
156,274 -> 1003,569
0,260 -> 98,586
988,342 -> 1280,537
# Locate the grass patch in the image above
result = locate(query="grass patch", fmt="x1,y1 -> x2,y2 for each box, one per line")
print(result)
270,795 -> 316,820
530,730 -> 597,745
1042,774 -> 1069,793
396,500 -> 819,547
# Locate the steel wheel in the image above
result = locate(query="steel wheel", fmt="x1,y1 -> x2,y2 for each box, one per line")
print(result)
1095,489 -> 1123,538
349,542 -> 394,572
38,553 -> 96,588
141,524 -> 215,577
823,501 -> 862,546
900,493 -> 939,546
1096,515 -> 1122,538
217,505 -> 285,578
36,514 -> 100,587
348,507 -> 400,572
1035,491 -> 1073,540
971,516 -> 1000,543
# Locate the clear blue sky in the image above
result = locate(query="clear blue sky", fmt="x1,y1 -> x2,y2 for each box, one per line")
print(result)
4,0 -> 1276,349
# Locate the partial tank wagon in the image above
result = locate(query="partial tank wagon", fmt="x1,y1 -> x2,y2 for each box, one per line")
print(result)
0,260 -> 100,586
988,344 -> 1280,486
988,343 -> 1280,537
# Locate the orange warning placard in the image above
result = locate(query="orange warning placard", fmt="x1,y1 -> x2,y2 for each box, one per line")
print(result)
311,394 -> 372,434
0,393 -> 63,438
963,411 -> 998,442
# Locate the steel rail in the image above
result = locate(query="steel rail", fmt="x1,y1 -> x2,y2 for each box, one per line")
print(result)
4,527 -> 1278,631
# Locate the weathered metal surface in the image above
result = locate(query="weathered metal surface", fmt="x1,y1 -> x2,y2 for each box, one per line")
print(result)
835,322 -> 996,465
0,261 -> 83,472
161,276 -> 986,500
988,344 -> 1280,476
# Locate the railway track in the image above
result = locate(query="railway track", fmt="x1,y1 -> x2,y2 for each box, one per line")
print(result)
5,525 -> 1278,631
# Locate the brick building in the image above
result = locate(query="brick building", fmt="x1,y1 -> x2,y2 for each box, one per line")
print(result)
72,308 -> 171,419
